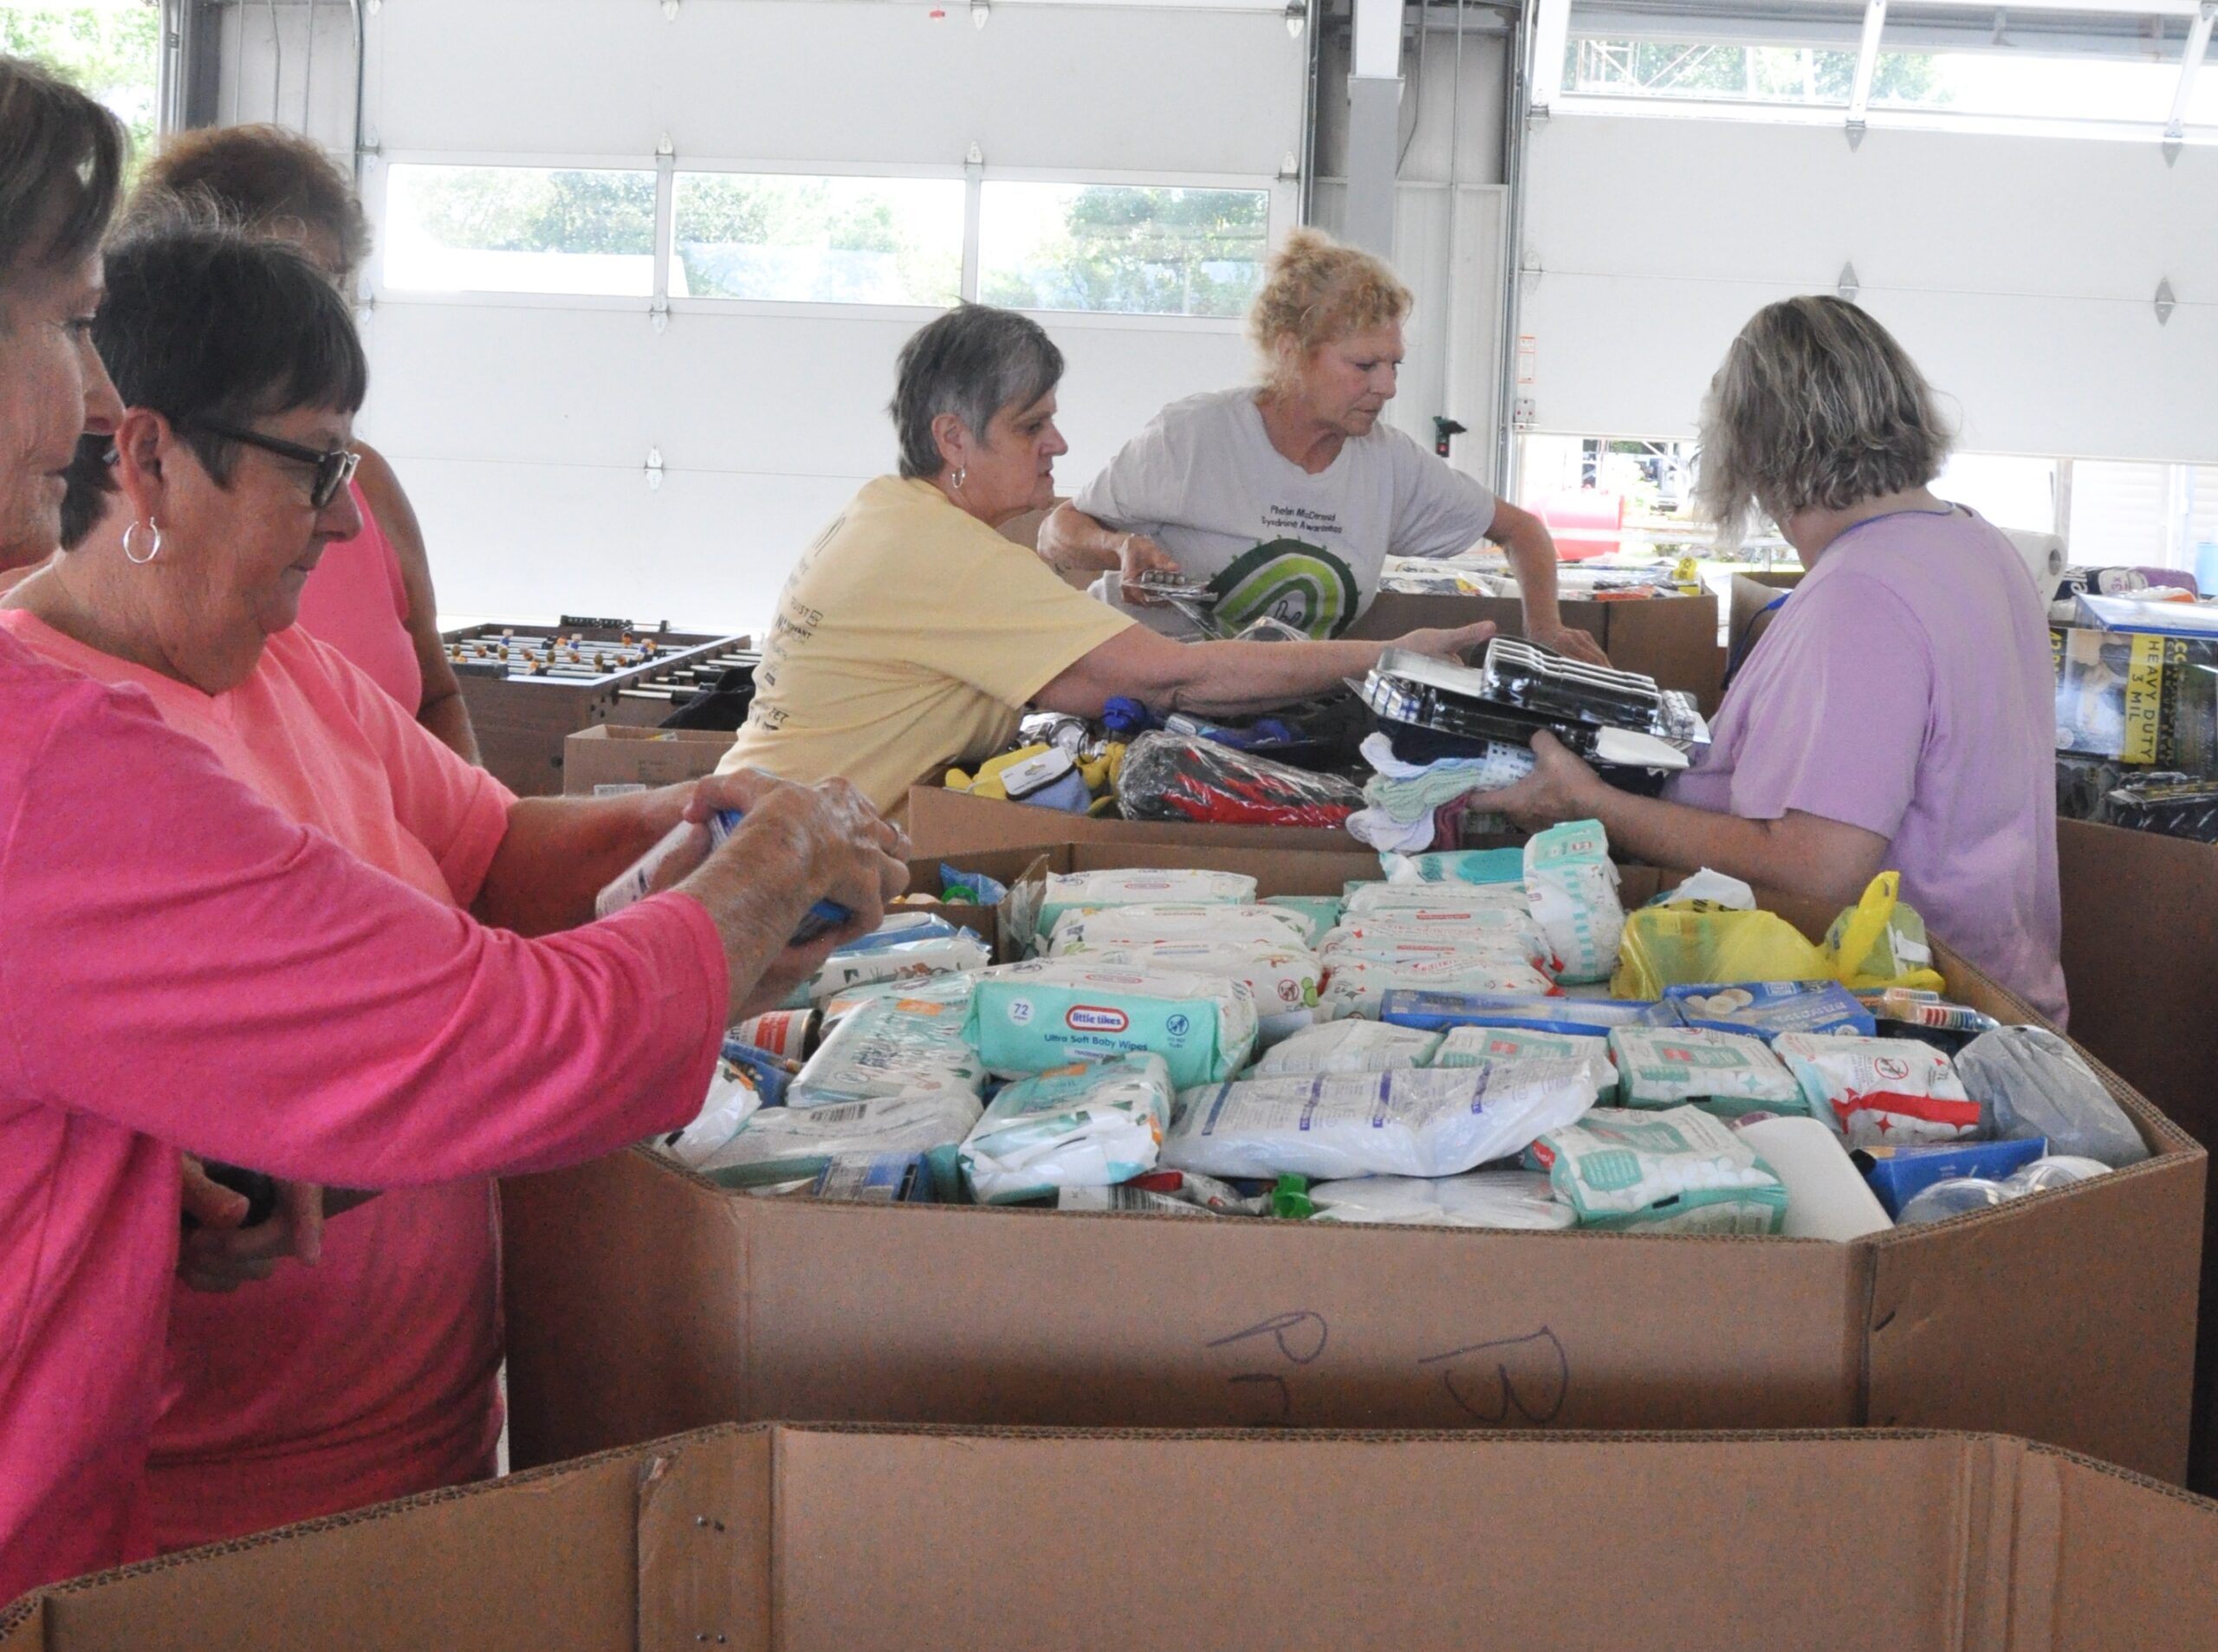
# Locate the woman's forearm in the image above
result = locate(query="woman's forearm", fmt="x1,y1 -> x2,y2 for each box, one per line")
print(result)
1036,502 -> 1124,575
1501,515 -> 1568,639
1169,638 -> 1382,716
1583,785 -> 1884,908
475,787 -> 695,936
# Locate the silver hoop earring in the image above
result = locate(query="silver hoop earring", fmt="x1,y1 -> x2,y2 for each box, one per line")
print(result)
122,520 -> 164,566
951,467 -> 967,493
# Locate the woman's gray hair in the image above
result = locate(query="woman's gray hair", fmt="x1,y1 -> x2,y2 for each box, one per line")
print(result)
891,304 -> 1063,480
1695,295 -> 1951,552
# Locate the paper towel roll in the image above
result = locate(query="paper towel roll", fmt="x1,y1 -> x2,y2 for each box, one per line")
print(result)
2003,529 -> 2066,597
1738,1117 -> 1893,1241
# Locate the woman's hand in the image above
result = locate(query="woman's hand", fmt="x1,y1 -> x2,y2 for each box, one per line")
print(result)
1529,621 -> 1610,669
177,1158 -> 324,1294
1391,620 -> 1498,664
1487,731 -> 1608,832
1115,534 -> 1185,605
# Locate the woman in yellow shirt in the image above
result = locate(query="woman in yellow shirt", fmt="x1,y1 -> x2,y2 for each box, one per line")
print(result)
718,303 -> 1495,818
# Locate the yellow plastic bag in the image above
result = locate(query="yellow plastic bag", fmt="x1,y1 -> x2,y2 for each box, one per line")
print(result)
1612,873 -> 1946,999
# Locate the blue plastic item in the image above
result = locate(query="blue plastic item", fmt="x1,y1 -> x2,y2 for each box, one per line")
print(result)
1855,1136 -> 2048,1219
717,1037 -> 794,1109
709,809 -> 851,942
1663,981 -> 1876,1042
1380,989 -> 1681,1038
1101,696 -> 1159,736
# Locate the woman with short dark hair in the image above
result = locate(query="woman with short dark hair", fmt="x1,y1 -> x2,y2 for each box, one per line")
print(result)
0,56 -> 904,1597
124,123 -> 477,761
717,301 -> 1497,817
1493,295 -> 2064,1020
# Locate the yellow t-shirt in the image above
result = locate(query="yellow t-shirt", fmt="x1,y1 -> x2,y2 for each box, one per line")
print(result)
718,476 -> 1134,818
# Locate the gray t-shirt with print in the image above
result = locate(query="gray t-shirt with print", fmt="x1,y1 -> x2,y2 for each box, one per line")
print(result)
1073,386 -> 1498,639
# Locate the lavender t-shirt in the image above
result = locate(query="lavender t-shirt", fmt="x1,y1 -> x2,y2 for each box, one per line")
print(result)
1666,507 -> 2066,1023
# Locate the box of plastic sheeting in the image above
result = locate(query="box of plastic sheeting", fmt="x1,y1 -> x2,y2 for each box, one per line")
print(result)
498,842 -> 2203,1485
10,1424 -> 2218,1652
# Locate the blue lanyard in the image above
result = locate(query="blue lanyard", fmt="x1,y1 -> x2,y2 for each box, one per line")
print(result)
1722,592 -> 1791,694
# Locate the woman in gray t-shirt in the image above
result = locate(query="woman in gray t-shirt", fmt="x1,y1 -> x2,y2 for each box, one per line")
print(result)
1040,228 -> 1606,665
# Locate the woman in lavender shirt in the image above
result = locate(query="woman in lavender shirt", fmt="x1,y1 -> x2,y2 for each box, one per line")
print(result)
1494,296 -> 2066,1023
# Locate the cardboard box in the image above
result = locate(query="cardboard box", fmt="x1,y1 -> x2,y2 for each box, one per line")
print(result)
1348,590 -> 1722,708
1727,570 -> 1802,671
2056,817 -> 2218,1492
501,840 -> 2203,1485
562,726 -> 739,795
10,1422 -> 2218,1651
907,781 -> 1356,858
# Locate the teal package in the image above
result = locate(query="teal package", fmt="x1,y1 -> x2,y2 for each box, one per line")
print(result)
1379,846 -> 1527,885
964,966 -> 1256,1088
960,1053 -> 1173,1204
1261,895 -> 1343,947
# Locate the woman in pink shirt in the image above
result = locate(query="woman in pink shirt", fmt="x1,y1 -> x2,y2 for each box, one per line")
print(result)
0,56 -> 907,1601
1493,296 -> 2066,1021
125,123 -> 477,759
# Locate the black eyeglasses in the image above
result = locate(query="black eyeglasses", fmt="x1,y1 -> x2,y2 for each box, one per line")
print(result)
189,418 -> 361,510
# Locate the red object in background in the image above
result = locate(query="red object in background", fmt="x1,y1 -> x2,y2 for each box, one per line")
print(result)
1540,490 -> 1625,561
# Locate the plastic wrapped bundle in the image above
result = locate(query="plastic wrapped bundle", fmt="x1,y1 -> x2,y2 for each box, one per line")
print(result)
782,928 -> 992,1007
1308,1170 -> 1575,1230
1115,730 -> 1362,828
959,1053 -> 1175,1204
1037,868 -> 1255,937
1953,1025 -> 2150,1167
1163,1061 -> 1602,1182
1526,1105 -> 1787,1234
1075,940 -> 1323,1045
694,1092 -> 983,1192
1523,819 -> 1625,984
1345,877 -> 1528,915
1252,1019 -> 1443,1076
653,1056 -> 769,1169
1610,1027 -> 1802,1119
1047,902 -> 1313,957
1772,1033 -> 1978,1149
1436,1027 -> 1617,1101
966,961 -> 1259,1087
1320,910 -> 1550,969
790,988 -> 987,1108
1320,954 -> 1560,1018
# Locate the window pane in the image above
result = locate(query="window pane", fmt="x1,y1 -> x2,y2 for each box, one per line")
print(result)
1871,50 -> 2182,122
979,183 -> 1270,318
1,1 -> 159,155
1565,36 -> 1859,107
382,165 -> 657,296
671,174 -> 963,306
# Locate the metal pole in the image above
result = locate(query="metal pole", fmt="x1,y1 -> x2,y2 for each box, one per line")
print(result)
347,0 -> 367,187
1300,0 -> 1322,224
1442,0 -> 1463,437
1494,0 -> 1533,492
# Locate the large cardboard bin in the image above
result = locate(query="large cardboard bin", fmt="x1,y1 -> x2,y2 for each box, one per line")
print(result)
8,1422 -> 2218,1650
503,840 -> 2203,1484
562,726 -> 738,795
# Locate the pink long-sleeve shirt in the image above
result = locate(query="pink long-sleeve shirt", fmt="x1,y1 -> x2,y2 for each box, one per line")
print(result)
0,612 -> 522,1547
0,629 -> 725,1602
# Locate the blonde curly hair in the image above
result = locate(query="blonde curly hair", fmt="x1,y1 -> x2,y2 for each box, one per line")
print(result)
1248,227 -> 1412,393
1696,295 -> 1950,552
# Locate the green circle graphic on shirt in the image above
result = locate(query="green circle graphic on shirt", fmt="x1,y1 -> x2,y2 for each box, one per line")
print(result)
1208,539 -> 1360,639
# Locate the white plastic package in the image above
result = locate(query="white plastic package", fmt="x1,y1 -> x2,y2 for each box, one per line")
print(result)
1038,870 -> 1256,937
1319,955 -> 1560,1018
1251,1019 -> 1443,1076
1077,941 -> 1322,1046
785,930 -> 992,1007
1163,1061 -> 1601,1182
653,1057 -> 769,1169
1526,1105 -> 1787,1233
960,1053 -> 1174,1204
1308,1170 -> 1575,1230
1048,903 -> 1312,957
1348,880 -> 1529,915
694,1092 -> 983,1178
789,988 -> 986,1107
1523,820 -> 1625,985
1321,909 -> 1548,962
1436,1027 -> 1616,1098
1772,1033 -> 1978,1149
1057,1184 -> 1220,1215
1609,1027 -> 1801,1118
964,961 -> 1259,1087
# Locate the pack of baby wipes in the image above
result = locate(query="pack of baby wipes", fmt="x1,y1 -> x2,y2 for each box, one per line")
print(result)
965,961 -> 1259,1086
653,1055 -> 769,1169
1036,869 -> 1257,938
1609,1026 -> 1802,1118
1076,940 -> 1322,1046
958,1053 -> 1174,1204
1772,1033 -> 1979,1148
1341,880 -> 1533,917
1320,955 -> 1560,1018
1435,1027 -> 1618,1100
1320,908 -> 1549,968
1251,1018 -> 1443,1076
789,988 -> 987,1108
1523,819 -> 1625,985
1047,903 -> 1313,957
783,928 -> 992,1007
693,1092 -> 983,1194
1260,895 -> 1343,947
1308,1169 -> 1575,1230
1163,1060 -> 1601,1182
1525,1105 -> 1788,1233
1378,846 -> 1528,887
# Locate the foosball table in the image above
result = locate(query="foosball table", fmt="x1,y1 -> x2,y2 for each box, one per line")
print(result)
441,617 -> 754,795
